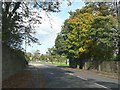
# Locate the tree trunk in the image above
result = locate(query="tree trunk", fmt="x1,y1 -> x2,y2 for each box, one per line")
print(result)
79,59 -> 83,69
69,57 -> 77,68
66,59 -> 67,64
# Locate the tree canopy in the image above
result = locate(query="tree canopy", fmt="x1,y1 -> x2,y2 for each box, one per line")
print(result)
55,2 -> 118,63
2,0 -> 71,50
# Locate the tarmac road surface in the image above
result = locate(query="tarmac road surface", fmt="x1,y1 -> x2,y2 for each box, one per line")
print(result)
2,63 -> 120,89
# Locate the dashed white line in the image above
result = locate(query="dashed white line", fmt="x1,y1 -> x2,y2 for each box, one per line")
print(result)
66,73 -> 74,76
76,76 -> 87,80
95,83 -> 111,90
66,72 -> 111,89
66,73 -> 87,80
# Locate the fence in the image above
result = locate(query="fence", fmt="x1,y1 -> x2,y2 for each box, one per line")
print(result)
83,60 -> 120,73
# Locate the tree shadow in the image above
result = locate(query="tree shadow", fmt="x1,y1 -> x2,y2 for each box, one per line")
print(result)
36,65 -> 118,89
3,64 -> 119,89
36,65 -> 91,88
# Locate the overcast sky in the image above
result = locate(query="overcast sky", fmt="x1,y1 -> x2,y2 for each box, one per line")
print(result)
23,1 -> 85,54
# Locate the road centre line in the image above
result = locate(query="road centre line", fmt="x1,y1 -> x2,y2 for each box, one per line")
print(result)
76,76 -> 87,80
66,73 -> 74,76
95,83 -> 111,90
67,73 -> 110,89
66,73 -> 87,80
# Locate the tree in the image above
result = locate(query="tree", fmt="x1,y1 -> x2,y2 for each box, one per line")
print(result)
33,50 -> 40,61
25,52 -> 33,61
2,1 -> 71,50
55,33 -> 67,55
47,47 -> 57,63
48,46 -> 57,55
55,2 -> 118,68
65,12 -> 93,68
83,2 -> 118,60
2,2 -> 40,50
47,46 -> 67,64
40,54 -> 46,61
90,16 -> 118,60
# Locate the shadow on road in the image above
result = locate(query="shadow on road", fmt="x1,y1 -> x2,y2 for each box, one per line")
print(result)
36,65 -> 114,89
3,63 -> 119,89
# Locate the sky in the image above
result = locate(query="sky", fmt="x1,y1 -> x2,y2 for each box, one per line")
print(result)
24,0 -> 85,54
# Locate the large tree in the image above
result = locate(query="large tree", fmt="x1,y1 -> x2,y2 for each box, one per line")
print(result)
2,0 -> 71,50
90,15 -> 118,61
55,33 -> 67,55
65,12 -> 93,68
33,50 -> 41,61
55,2 -> 118,68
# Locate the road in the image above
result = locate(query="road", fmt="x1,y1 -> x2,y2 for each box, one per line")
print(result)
2,63 -> 120,89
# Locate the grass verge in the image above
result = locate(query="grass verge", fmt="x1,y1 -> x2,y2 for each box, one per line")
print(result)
29,61 -> 69,67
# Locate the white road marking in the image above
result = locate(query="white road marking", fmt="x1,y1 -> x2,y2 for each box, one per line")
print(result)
66,73 -> 87,81
95,83 -> 111,90
66,73 -> 74,76
76,76 -> 87,80
66,73 -> 111,89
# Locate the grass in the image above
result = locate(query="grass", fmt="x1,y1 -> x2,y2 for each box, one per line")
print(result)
29,61 -> 69,67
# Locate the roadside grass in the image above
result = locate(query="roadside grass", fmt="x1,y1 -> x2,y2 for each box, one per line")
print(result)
29,61 -> 69,67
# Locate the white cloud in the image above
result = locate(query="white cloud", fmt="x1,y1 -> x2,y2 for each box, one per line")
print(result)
36,12 -> 62,38
26,11 -> 63,54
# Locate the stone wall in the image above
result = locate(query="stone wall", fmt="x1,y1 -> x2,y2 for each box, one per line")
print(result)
2,45 -> 28,81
